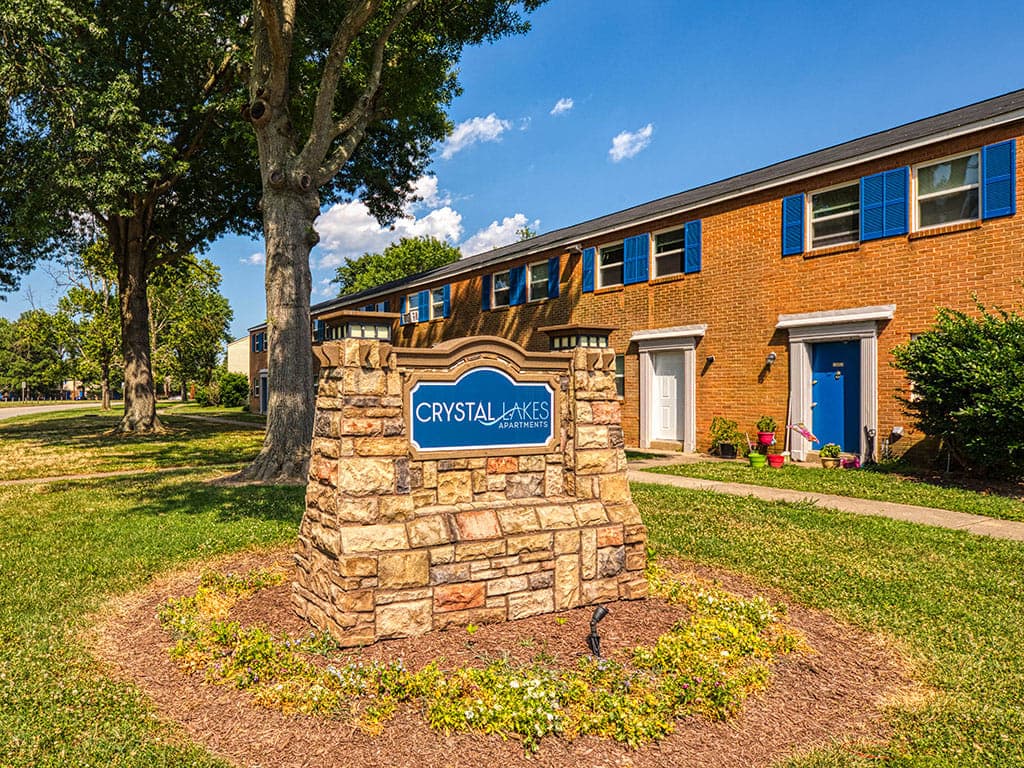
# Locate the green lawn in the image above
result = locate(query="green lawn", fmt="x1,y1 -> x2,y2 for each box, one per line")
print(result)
637,483 -> 1024,767
0,409 -> 265,481
646,461 -> 1024,522
158,401 -> 266,424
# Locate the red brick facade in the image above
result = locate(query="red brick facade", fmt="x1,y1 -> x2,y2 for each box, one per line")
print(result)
252,111 -> 1024,460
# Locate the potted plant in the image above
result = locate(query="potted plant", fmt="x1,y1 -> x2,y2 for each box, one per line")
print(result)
708,416 -> 741,459
756,415 -> 777,446
766,445 -> 785,468
819,442 -> 841,468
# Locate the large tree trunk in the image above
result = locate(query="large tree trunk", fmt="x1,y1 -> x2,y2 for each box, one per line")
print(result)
100,360 -> 111,410
233,186 -> 318,483
114,232 -> 162,433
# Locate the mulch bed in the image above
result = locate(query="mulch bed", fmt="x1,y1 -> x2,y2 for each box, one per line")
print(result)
89,549 -> 917,768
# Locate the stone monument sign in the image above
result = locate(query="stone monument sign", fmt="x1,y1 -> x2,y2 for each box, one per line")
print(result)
294,336 -> 647,646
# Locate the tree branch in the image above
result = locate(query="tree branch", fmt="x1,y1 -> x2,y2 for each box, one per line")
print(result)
313,107 -> 385,187
299,0 -> 419,171
254,0 -> 295,101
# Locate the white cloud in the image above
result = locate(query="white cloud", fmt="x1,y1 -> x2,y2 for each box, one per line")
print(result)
609,123 -> 654,162
550,97 -> 574,116
315,176 -> 462,268
461,214 -> 541,257
312,277 -> 335,299
241,251 -> 265,266
441,113 -> 512,160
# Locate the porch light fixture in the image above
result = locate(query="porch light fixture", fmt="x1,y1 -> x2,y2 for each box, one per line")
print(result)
585,604 -> 609,657
765,351 -> 777,366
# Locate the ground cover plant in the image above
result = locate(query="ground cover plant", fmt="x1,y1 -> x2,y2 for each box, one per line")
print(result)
0,409 -> 265,481
636,482 -> 1024,766
646,460 -> 1024,522
155,563 -> 802,752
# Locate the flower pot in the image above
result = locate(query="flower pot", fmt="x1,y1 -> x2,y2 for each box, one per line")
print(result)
757,431 -> 775,446
748,452 -> 767,468
766,453 -> 785,468
717,443 -> 737,459
820,457 -> 840,468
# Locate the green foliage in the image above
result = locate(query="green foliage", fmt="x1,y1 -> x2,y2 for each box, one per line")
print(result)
708,416 -> 744,454
332,236 -> 462,297
159,563 -> 800,752
195,370 -> 249,408
756,415 -> 778,433
819,443 -> 840,458
0,309 -> 76,396
892,302 -> 1024,479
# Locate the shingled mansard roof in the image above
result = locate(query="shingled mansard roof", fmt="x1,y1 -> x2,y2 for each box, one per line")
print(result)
277,87 -> 1024,327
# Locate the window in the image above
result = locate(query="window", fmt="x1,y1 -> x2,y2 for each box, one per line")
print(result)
404,293 -> 421,323
653,228 -> 685,277
614,355 -> 625,397
809,182 -> 859,248
492,270 -> 510,307
598,243 -> 624,287
361,301 -> 388,312
430,287 -> 445,319
528,261 -> 549,301
346,321 -> 390,340
915,151 -> 980,230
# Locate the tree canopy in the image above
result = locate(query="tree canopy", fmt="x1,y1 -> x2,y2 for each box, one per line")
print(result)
332,236 -> 461,297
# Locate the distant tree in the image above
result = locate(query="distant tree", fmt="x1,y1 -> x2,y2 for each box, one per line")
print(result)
333,236 -> 461,297
0,310 -> 75,397
0,1 -> 260,432
240,0 -> 545,482
516,225 -> 537,241
892,301 -> 1024,479
56,242 -> 122,409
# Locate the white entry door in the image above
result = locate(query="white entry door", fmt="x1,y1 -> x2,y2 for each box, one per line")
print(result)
652,351 -> 684,442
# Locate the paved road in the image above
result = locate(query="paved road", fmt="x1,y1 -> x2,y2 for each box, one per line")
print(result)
0,402 -> 114,421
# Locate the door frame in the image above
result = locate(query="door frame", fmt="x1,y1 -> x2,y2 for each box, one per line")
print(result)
631,324 -> 706,452
777,305 -> 894,461
258,369 -> 269,415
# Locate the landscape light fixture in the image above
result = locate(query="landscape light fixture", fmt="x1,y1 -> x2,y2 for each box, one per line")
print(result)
586,604 -> 609,657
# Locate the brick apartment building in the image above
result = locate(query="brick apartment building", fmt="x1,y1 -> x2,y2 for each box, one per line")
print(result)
250,89 -> 1024,461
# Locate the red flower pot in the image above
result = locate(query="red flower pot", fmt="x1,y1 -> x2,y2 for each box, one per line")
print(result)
766,454 -> 785,468
757,431 -> 775,445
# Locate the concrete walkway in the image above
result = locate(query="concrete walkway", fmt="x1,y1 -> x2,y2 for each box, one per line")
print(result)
628,468 -> 1024,543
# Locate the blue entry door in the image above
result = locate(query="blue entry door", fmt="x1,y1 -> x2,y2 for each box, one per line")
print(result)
811,341 -> 860,452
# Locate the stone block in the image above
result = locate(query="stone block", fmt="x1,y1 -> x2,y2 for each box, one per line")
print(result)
624,523 -> 648,544
379,495 -> 416,523
528,571 -> 554,590
606,503 -> 642,525
508,588 -> 554,619
433,607 -> 506,630
591,401 -> 621,424
575,449 -> 618,474
625,542 -> 647,571
597,546 -> 626,578
506,473 -> 543,498
619,578 -> 649,600
580,528 -> 598,580
375,587 -> 431,605
486,456 -> 518,474
496,507 -> 540,534
342,368 -> 386,396
544,465 -> 564,497
311,437 -> 340,460
554,529 -> 580,555
455,539 -> 506,561
378,551 -> 430,589
433,582 -> 486,612
454,509 -> 500,540
340,418 -> 381,436
581,577 -> 620,605
407,515 -> 451,548
430,562 -> 471,584
421,461 -> 437,488
335,496 -> 380,525
336,555 -> 377,578
337,458 -> 395,496
507,532 -> 552,555
536,504 -> 578,529
437,471 -> 473,504
353,437 -> 408,457
575,424 -> 609,449
517,455 -> 546,472
506,561 -> 542,577
327,587 -> 375,613
574,501 -> 608,526
599,474 -> 631,505
429,545 -> 455,564
412,489 -> 437,507
376,599 -> 432,639
486,575 -> 529,596
596,524 -> 624,548
486,473 -> 507,492
309,454 -> 337,485
471,469 -> 488,493
340,523 -> 409,553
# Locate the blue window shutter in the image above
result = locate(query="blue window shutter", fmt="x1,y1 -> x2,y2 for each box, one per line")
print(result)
547,256 -> 560,298
251,334 -> 257,352
983,140 -> 1016,219
623,234 -> 649,285
781,194 -> 804,255
860,173 -> 885,241
313,320 -> 324,342
417,290 -> 429,321
684,219 -> 702,273
582,247 -> 595,293
510,265 -> 526,306
442,284 -> 451,318
380,300 -> 389,312
399,295 -> 407,325
883,167 -> 908,237
481,274 -> 491,311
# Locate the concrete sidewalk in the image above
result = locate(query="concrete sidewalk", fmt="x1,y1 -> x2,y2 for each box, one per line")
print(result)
628,469 -> 1024,543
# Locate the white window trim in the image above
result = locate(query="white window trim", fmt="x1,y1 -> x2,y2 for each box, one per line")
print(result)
491,269 -> 511,308
651,225 -> 685,279
404,293 -> 421,323
597,241 -> 625,288
806,180 -> 860,250
527,260 -> 549,302
912,148 -> 981,232
430,287 -> 445,320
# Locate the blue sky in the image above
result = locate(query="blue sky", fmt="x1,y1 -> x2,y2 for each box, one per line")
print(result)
5,0 -> 1024,339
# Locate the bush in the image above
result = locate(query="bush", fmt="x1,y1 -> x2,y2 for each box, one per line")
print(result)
195,382 -> 218,406
218,371 -> 250,408
892,302 -> 1024,479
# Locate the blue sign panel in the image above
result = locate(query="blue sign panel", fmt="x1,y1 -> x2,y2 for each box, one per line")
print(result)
409,367 -> 555,452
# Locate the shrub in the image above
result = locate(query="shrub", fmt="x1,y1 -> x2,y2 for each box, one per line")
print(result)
892,302 -> 1024,479
708,417 -> 743,455
218,371 -> 250,408
755,415 -> 777,433
195,382 -> 218,406
819,443 -> 840,458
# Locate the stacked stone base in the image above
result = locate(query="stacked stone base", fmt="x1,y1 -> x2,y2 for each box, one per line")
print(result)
294,495 -> 647,647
